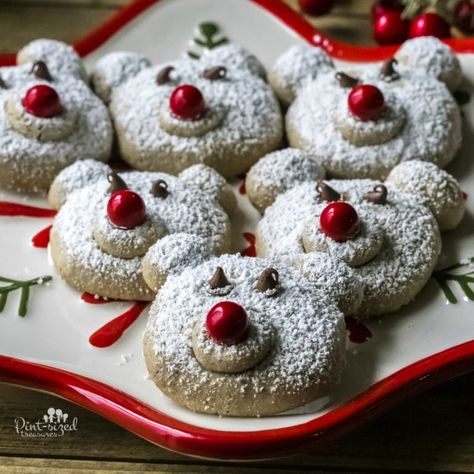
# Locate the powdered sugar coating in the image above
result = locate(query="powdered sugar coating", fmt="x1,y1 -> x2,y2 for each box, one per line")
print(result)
50,163 -> 232,300
386,160 -> 465,231
192,311 -> 274,374
271,37 -> 462,180
303,210 -> 384,267
395,36 -> 462,91
91,51 -> 151,104
0,40 -> 112,192
92,44 -> 283,178
286,64 -> 461,180
268,44 -> 334,104
258,178 -> 442,318
143,254 -> 346,416
246,148 -> 325,212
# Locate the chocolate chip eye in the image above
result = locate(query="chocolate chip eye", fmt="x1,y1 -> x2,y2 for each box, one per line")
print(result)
156,66 -> 175,85
316,180 -> 341,202
380,58 -> 400,82
150,179 -> 169,198
367,184 -> 388,204
31,61 -> 52,82
256,268 -> 280,296
207,266 -> 232,295
0,75 -> 6,89
335,72 -> 359,88
107,172 -> 127,193
203,66 -> 227,80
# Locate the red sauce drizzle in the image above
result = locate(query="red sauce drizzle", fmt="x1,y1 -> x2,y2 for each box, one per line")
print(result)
81,292 -> 115,304
240,232 -> 257,257
345,316 -> 373,344
31,225 -> 52,248
462,191 -> 468,201
89,301 -> 148,348
239,179 -> 246,195
0,201 -> 56,217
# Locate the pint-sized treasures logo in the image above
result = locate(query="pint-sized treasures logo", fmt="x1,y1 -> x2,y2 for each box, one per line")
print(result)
14,407 -> 79,438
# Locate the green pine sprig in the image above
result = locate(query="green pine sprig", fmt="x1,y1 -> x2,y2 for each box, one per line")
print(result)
0,275 -> 52,317
432,257 -> 474,304
187,22 -> 228,59
400,0 -> 459,21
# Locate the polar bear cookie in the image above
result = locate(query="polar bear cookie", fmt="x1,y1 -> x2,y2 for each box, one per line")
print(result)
143,252 -> 361,416
248,149 -> 465,318
91,44 -> 283,178
269,37 -> 462,180
0,39 -> 112,192
48,160 -> 235,300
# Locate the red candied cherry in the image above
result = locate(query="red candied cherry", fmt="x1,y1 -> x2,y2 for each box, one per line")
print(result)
206,301 -> 249,346
169,84 -> 206,120
374,11 -> 410,45
371,0 -> 403,20
320,201 -> 360,242
298,0 -> 334,17
107,190 -> 146,229
348,84 -> 385,121
409,12 -> 451,39
21,85 -> 63,118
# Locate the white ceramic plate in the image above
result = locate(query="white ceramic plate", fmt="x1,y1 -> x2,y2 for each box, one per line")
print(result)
0,0 -> 473,460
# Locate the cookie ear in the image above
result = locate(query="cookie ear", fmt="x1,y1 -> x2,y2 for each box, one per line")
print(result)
246,148 -> 325,213
269,45 -> 334,105
90,51 -> 152,103
297,252 -> 363,316
395,37 -> 462,91
178,164 -> 236,214
142,233 -> 212,292
201,44 -> 266,78
17,39 -> 87,82
48,160 -> 110,209
386,160 -> 465,231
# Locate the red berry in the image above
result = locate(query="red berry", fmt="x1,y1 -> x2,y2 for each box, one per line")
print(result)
107,190 -> 146,229
373,11 -> 410,45
455,0 -> 474,33
409,12 -> 451,39
371,0 -> 403,20
21,85 -> 63,118
298,0 -> 334,16
320,201 -> 360,242
348,84 -> 385,121
206,301 -> 248,346
169,84 -> 206,120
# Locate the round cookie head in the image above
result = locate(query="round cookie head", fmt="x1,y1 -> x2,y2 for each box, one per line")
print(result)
0,40 -> 113,192
270,38 -> 462,180
48,160 -> 234,300
90,45 -> 283,178
143,253 -> 353,416
0,40 -> 112,192
253,152 -> 465,318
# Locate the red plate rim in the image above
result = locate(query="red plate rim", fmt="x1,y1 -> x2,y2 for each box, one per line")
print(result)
1,0 -> 474,66
0,0 -> 473,460
1,343 -> 473,460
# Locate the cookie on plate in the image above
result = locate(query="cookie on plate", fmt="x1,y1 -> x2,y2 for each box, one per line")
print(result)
247,149 -> 465,318
48,160 -> 235,300
143,251 -> 361,416
269,37 -> 462,180
91,44 -> 283,178
0,39 -> 112,192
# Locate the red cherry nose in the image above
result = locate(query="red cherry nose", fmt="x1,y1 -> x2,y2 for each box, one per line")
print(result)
348,84 -> 385,121
22,85 -> 63,118
107,190 -> 147,229
169,84 -> 206,120
206,301 -> 249,346
320,201 -> 360,242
